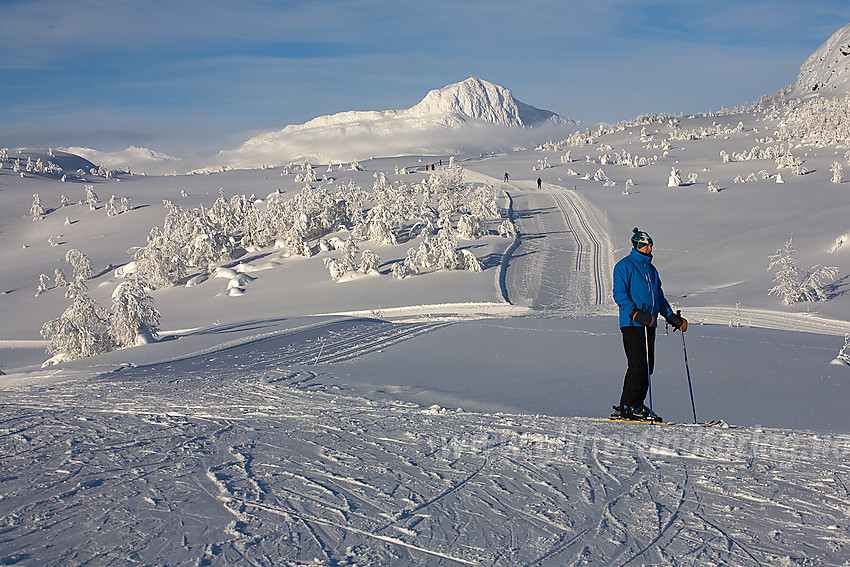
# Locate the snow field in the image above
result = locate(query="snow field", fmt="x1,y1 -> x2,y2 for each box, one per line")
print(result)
0,357 -> 847,565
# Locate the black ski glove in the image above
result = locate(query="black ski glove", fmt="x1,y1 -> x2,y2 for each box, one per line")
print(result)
629,308 -> 655,326
666,312 -> 688,332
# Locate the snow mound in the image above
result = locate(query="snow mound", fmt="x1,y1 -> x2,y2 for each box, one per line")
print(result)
791,23 -> 850,98
61,145 -> 180,173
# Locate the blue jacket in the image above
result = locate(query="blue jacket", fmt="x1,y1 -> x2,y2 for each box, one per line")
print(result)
613,248 -> 673,328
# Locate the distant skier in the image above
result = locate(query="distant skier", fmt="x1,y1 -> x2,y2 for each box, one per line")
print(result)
504,172 -> 509,182
537,177 -> 542,189
611,228 -> 687,422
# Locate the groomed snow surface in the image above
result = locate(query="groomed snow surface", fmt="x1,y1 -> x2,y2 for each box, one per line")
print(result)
2,107 -> 850,563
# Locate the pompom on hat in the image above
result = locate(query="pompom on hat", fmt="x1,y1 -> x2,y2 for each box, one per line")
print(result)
631,227 -> 653,250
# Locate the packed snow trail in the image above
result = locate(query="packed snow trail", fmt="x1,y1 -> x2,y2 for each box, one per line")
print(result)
0,353 -> 848,566
466,171 -> 613,313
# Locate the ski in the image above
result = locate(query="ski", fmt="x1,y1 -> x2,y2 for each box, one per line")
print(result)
594,418 -> 728,427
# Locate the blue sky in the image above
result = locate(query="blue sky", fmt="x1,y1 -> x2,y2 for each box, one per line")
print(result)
1,0 -> 848,156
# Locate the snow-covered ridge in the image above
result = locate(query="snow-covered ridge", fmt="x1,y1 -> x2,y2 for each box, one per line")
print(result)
792,22 -> 850,98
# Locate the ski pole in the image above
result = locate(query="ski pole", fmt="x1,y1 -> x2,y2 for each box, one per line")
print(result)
644,304 -> 654,424
679,310 -> 698,423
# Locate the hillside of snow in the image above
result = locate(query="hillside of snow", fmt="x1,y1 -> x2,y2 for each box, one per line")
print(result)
792,22 -> 850,98
2,27 -> 850,567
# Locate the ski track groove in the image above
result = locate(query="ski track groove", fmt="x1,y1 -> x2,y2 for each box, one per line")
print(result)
557,190 -> 606,307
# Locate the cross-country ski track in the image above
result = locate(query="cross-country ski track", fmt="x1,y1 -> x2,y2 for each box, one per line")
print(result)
467,171 -> 615,313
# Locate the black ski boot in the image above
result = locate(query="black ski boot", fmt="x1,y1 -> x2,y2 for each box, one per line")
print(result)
634,404 -> 663,423
610,404 -> 637,420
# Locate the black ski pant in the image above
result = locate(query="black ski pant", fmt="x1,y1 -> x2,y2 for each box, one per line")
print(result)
620,326 -> 655,409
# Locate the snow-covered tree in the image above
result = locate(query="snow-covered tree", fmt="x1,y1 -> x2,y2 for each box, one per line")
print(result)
65,248 -> 93,284
54,268 -> 67,288
831,161 -> 844,184
323,257 -> 347,281
457,214 -> 487,239
84,184 -> 98,210
178,210 -> 232,272
105,195 -> 119,217
464,186 -> 499,218
392,249 -> 419,279
353,203 -> 397,246
239,200 -> 271,249
391,260 -> 413,279
768,239 -> 801,305
132,226 -> 187,288
498,219 -> 517,238
833,334 -> 850,366
110,278 -> 160,348
340,238 -> 358,272
412,226 -> 480,272
30,194 -> 45,217
323,238 -> 359,280
358,250 -> 381,274
667,167 -> 682,187
458,249 -> 482,272
35,274 -> 50,297
41,292 -> 114,364
707,180 -> 721,193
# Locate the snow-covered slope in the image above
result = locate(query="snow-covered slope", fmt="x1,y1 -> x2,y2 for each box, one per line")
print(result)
0,148 -> 97,177
61,145 -> 180,174
213,78 -> 575,170
791,22 -> 850,98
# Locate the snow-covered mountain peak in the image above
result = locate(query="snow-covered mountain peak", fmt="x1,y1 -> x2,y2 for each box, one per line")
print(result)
214,78 -> 574,169
409,77 -> 565,127
792,23 -> 850,98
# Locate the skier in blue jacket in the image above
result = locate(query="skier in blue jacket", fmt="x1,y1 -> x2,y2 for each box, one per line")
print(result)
611,228 -> 687,422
